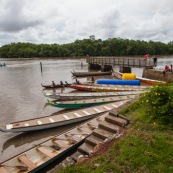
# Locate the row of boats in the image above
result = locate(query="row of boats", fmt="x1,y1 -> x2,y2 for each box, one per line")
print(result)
0,84 -> 149,133
41,70 -> 167,89
0,104 -> 131,173
0,70 -> 165,172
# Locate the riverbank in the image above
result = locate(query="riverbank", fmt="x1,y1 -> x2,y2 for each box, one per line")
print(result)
57,95 -> 173,173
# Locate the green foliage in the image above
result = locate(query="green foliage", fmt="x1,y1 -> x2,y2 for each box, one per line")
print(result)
1,37 -> 173,58
57,97 -> 173,173
140,84 -> 173,125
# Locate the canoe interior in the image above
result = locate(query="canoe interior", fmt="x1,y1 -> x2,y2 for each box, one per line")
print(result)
0,112 -> 110,173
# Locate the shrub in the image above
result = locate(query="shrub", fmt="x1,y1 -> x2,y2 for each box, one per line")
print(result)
140,84 -> 173,125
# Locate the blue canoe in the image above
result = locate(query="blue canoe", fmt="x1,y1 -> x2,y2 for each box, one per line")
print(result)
97,79 -> 140,86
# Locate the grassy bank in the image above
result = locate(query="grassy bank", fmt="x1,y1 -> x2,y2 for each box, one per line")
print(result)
58,98 -> 173,173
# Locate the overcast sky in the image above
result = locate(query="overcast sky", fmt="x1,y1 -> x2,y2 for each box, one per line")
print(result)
0,0 -> 173,46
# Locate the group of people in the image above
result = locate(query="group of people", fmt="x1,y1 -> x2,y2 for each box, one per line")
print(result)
51,76 -> 95,87
144,54 -> 157,65
51,80 -> 64,87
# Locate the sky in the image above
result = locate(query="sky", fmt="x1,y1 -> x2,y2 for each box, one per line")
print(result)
0,0 -> 173,46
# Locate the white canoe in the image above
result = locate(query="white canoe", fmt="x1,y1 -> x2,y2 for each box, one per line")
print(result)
0,100 -> 130,133
0,112 -> 110,173
43,91 -> 144,100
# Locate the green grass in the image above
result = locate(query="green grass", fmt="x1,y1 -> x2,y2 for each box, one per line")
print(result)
58,100 -> 173,173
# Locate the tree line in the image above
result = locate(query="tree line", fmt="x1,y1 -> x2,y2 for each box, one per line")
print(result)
0,37 -> 173,58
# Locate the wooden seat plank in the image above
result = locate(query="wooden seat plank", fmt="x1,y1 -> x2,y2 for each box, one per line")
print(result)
63,115 -> 70,120
74,112 -> 81,117
37,147 -> 57,158
103,106 -> 111,110
77,127 -> 92,134
37,120 -> 42,125
94,108 -> 101,113
18,154 -> 37,170
53,139 -> 71,148
82,111 -> 90,115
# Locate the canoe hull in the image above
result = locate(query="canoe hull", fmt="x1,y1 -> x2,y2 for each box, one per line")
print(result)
136,77 -> 166,85
49,102 -> 109,109
0,101 -> 128,133
69,84 -> 148,92
72,71 -> 112,77
43,91 -> 143,100
0,113 -> 98,133
113,71 -> 166,85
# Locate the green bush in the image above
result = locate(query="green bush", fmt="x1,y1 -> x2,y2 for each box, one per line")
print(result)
140,84 -> 173,125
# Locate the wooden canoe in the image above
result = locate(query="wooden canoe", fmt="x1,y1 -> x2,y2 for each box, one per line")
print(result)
43,91 -> 144,100
0,113 -> 111,173
41,83 -> 70,89
69,84 -> 151,92
47,95 -> 136,108
113,71 -> 166,85
136,76 -> 167,85
0,101 -> 129,133
71,71 -> 112,77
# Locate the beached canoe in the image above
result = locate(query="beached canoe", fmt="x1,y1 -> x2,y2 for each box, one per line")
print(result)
71,71 -> 112,77
113,71 -> 166,85
0,113 -> 110,173
0,101 -> 129,133
43,91 -> 144,100
69,84 -> 151,92
136,76 -> 167,85
47,95 -> 136,108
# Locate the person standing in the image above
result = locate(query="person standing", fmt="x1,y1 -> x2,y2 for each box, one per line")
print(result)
144,54 -> 149,60
152,56 -> 157,66
52,81 -> 55,87
91,76 -> 95,83
170,64 -> 173,72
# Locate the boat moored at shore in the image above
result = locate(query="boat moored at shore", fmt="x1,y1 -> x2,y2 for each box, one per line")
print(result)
0,101 -> 130,133
0,114 -> 109,173
47,95 -> 136,109
43,91 -> 144,100
69,84 -> 151,92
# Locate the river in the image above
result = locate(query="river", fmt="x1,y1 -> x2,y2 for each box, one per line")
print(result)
0,56 -> 172,162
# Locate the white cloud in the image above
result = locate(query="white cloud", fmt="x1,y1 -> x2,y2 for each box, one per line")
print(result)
0,0 -> 173,46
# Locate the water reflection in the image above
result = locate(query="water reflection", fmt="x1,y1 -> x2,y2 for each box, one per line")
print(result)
2,120 -> 86,152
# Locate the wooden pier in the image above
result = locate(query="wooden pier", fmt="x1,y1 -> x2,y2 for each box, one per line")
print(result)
86,57 -> 155,68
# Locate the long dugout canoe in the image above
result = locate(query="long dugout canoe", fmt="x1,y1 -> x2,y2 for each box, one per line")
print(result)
71,71 -> 112,77
69,84 -> 151,92
47,95 -> 137,109
0,100 -> 130,133
0,112 -> 111,173
113,71 -> 167,85
43,91 -> 145,100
